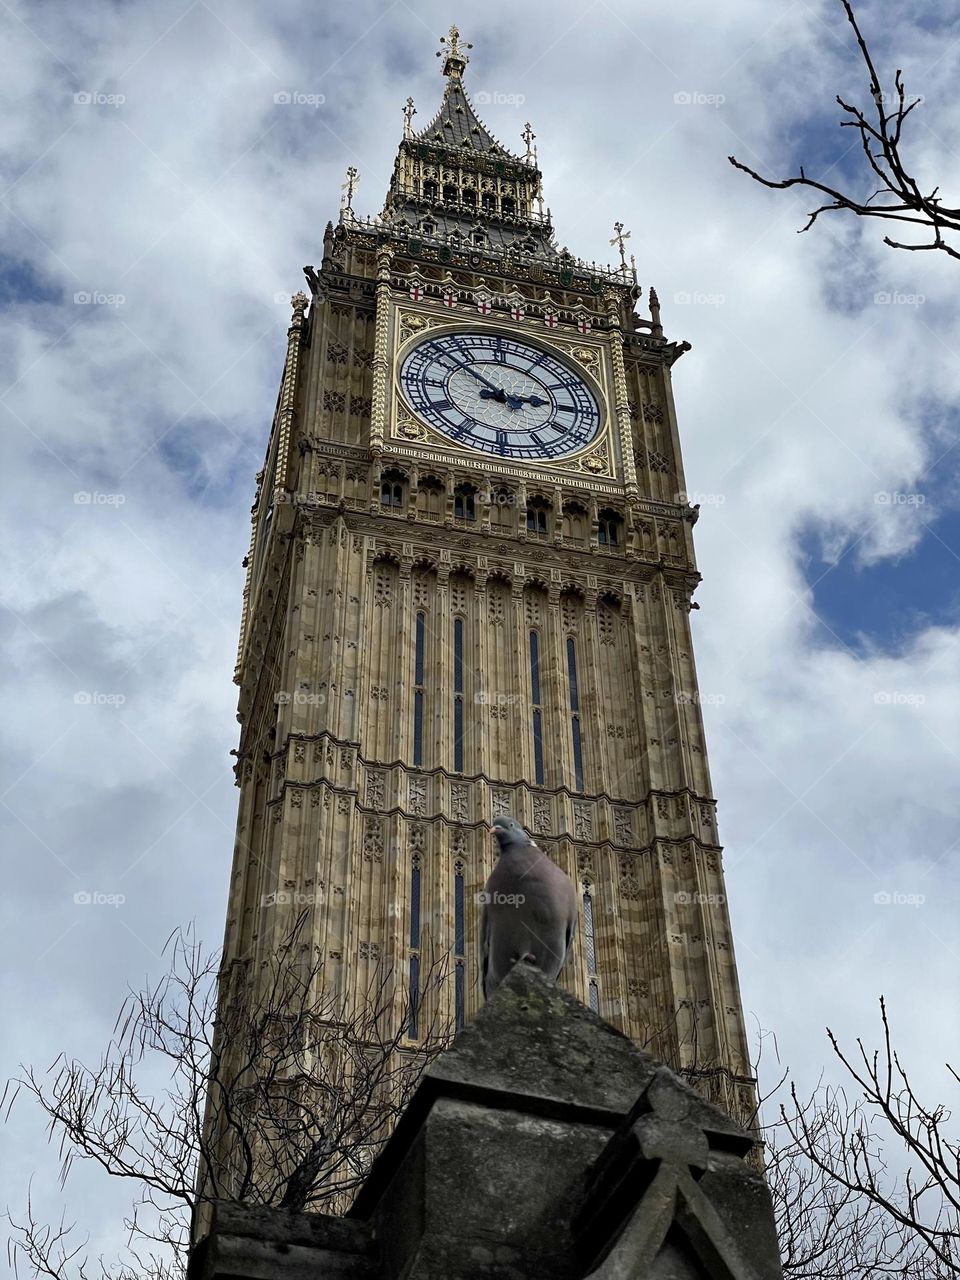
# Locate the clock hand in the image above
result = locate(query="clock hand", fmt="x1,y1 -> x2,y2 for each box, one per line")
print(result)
479,387 -> 508,403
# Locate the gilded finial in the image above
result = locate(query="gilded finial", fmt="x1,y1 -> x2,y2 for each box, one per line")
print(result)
291,291 -> 309,318
609,220 -> 632,272
340,165 -> 360,213
521,121 -> 537,164
437,23 -> 472,77
403,96 -> 416,138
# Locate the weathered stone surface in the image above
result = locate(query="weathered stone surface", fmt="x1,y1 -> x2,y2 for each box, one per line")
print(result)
190,966 -> 782,1280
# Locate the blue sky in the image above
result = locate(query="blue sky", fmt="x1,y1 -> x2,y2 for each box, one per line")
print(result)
1,0 -> 959,1268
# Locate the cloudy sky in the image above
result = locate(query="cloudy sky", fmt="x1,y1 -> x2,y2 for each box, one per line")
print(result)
2,0 -> 959,1264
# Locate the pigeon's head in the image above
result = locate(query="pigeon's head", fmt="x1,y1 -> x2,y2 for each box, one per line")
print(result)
491,814 -> 528,852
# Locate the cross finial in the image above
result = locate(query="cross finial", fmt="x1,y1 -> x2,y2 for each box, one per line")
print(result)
521,121 -> 537,163
609,220 -> 632,270
437,23 -> 472,77
341,165 -> 360,212
403,97 -> 417,138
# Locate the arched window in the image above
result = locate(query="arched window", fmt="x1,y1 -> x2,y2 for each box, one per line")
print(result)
380,469 -> 405,509
481,191 -> 496,211
526,497 -> 550,536
588,980 -> 600,1014
454,485 -> 476,520
413,611 -> 426,767
501,196 -> 515,215
462,188 -> 477,208
424,179 -> 438,200
562,501 -> 588,544
567,637 -> 585,792
598,509 -> 623,547
529,630 -> 544,785
443,183 -> 458,203
472,229 -> 486,246
491,487 -> 515,531
417,475 -> 444,521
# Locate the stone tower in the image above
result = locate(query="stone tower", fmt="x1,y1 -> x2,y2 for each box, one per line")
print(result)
221,22 -> 755,1160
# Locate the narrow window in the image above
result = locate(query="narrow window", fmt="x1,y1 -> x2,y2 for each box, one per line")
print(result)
413,611 -> 425,767
408,954 -> 421,1038
583,882 -> 597,975
408,856 -> 422,1039
567,637 -> 584,792
454,863 -> 465,955
454,618 -> 464,773
588,979 -> 600,1014
455,960 -> 465,1031
526,503 -> 548,535
410,855 -> 421,949
530,630 -> 544,786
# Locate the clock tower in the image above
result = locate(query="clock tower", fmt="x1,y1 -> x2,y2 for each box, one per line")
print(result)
221,23 -> 756,1179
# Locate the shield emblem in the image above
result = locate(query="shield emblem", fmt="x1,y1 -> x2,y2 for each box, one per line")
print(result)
408,238 -> 422,256
438,246 -> 452,263
468,252 -> 483,268
589,278 -> 603,294
559,268 -> 573,286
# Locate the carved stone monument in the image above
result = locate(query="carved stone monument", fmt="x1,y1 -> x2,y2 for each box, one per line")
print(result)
188,964 -> 782,1279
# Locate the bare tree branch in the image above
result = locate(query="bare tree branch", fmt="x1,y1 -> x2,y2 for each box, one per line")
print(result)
729,0 -> 960,261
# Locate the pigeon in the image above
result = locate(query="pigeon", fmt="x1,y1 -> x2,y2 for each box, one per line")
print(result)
481,815 -> 578,1000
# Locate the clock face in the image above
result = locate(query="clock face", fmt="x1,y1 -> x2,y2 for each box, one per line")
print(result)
398,331 -> 601,459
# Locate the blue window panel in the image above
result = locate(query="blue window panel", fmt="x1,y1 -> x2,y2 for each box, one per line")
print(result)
533,708 -> 545,785
455,959 -> 465,1032
454,618 -> 464,692
454,698 -> 464,773
413,690 -> 424,766
454,868 -> 465,955
408,955 -> 421,1038
567,637 -> 580,711
529,630 -> 541,704
415,611 -> 425,685
410,859 -> 421,949
583,888 -> 597,974
572,716 -> 584,793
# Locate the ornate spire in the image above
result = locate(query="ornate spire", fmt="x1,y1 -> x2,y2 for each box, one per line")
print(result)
437,23 -> 473,77
403,96 -> 416,138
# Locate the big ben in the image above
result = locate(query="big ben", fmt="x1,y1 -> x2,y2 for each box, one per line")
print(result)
219,23 -> 756,1184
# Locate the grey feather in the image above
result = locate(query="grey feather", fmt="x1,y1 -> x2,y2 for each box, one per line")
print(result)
481,815 -> 578,1000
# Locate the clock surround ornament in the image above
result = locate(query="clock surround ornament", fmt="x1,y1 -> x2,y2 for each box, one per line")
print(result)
398,328 -> 602,460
